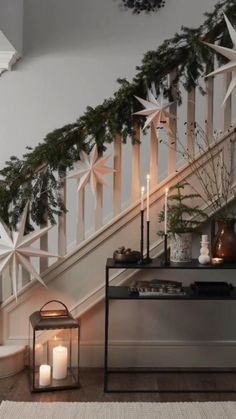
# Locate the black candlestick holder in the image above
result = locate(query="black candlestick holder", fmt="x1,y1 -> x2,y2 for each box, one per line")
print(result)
146,220 -> 152,263
138,209 -> 145,265
164,233 -> 170,266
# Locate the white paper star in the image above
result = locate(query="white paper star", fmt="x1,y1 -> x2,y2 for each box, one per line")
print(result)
134,89 -> 176,135
205,13 -> 236,106
0,204 -> 58,299
67,144 -> 114,205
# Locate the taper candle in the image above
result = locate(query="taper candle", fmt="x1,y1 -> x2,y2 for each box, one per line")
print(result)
141,186 -> 145,211
146,174 -> 150,222
164,187 -> 168,235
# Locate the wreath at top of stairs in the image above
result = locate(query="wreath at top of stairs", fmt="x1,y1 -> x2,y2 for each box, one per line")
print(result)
121,0 -> 165,13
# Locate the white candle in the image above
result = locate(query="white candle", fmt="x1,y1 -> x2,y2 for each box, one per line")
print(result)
141,186 -> 145,211
52,345 -> 68,380
39,364 -> 51,387
212,257 -> 223,265
164,187 -> 169,235
146,174 -> 150,221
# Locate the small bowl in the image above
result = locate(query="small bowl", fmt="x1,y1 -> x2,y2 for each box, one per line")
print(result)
113,250 -> 141,264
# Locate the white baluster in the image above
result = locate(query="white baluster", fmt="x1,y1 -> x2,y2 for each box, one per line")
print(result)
113,134 -> 122,216
205,76 -> 214,142
77,187 -> 85,244
223,72 -> 232,132
58,168 -> 67,256
168,70 -> 177,175
187,87 -> 196,158
150,124 -> 158,188
131,121 -> 141,203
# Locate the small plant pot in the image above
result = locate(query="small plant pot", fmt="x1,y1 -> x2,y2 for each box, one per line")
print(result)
170,232 -> 192,263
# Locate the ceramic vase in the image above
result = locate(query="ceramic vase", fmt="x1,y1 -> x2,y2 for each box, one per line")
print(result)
212,219 -> 236,263
170,232 -> 192,263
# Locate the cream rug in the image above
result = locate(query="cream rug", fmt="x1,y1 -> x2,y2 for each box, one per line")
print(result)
0,401 -> 236,419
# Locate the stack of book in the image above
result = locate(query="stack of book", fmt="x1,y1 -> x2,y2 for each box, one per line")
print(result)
128,279 -> 185,297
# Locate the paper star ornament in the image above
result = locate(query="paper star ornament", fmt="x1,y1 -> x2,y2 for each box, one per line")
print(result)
67,144 -> 114,206
134,89 -> 176,134
0,204 -> 58,299
204,13 -> 236,106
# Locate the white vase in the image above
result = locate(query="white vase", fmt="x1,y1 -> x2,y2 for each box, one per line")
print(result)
198,235 -> 210,264
170,232 -> 192,263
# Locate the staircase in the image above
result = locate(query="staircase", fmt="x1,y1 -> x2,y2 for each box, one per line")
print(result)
0,45 -> 236,370
0,129 -> 235,355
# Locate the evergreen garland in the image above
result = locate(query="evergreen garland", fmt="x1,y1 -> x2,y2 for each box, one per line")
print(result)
0,0 -> 235,229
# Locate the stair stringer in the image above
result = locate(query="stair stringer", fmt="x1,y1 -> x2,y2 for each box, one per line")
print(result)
1,128 -> 235,346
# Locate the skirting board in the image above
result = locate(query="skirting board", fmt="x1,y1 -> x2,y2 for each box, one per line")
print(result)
79,340 -> 236,368
5,339 -> 236,369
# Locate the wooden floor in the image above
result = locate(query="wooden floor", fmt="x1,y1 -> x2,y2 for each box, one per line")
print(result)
1,369 -> 236,403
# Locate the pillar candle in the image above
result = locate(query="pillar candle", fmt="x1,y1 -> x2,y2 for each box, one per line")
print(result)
164,187 -> 169,235
52,345 -> 68,380
39,364 -> 51,387
141,186 -> 145,211
146,174 -> 150,221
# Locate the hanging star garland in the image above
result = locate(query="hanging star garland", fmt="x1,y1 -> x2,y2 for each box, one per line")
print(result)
0,204 -> 58,299
204,13 -> 236,106
134,89 -> 176,135
67,144 -> 114,205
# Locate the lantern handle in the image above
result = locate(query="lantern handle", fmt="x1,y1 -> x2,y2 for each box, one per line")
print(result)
39,300 -> 69,315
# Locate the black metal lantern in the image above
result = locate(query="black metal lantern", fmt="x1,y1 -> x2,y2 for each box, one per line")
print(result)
29,300 -> 80,392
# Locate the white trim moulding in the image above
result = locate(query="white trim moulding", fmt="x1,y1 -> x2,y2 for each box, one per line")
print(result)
0,50 -> 19,75
0,29 -> 20,76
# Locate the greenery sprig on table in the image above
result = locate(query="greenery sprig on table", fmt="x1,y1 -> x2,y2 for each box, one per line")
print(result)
158,183 -> 207,236
0,0 -> 235,229
173,123 -> 236,220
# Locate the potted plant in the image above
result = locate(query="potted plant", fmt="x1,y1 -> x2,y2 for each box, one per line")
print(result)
158,182 -> 207,263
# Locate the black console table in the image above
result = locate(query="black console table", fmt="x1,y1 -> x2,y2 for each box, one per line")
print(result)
104,258 -> 236,393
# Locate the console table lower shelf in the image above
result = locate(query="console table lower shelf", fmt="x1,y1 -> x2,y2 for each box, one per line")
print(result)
104,258 -> 236,393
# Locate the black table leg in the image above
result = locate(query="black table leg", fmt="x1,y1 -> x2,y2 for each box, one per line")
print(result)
104,266 -> 109,392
